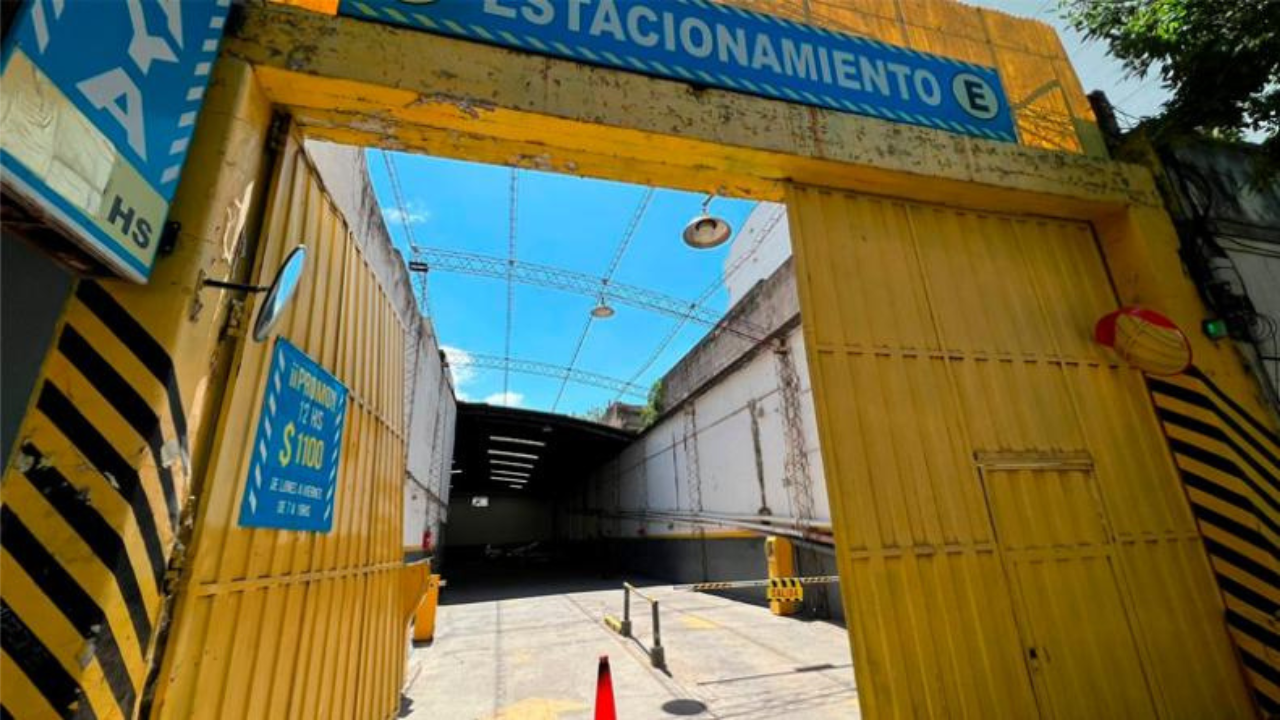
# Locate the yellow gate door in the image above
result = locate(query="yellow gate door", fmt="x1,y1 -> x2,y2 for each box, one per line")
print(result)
980,460 -> 1158,719
149,128 -> 409,719
787,184 -> 1257,718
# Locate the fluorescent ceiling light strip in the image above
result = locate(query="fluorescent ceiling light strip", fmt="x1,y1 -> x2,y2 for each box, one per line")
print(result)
491,470 -> 531,479
491,459 -> 534,469
488,449 -> 539,460
494,477 -> 528,484
490,435 -> 547,447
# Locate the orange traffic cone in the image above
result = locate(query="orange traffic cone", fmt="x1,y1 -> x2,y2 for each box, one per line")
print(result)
594,655 -> 617,720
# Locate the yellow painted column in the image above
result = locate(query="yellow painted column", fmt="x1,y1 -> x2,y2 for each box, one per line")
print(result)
0,58 -> 275,719
1095,201 -> 1279,716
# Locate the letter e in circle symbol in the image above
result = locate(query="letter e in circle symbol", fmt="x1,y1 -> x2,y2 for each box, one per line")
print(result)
952,72 -> 998,120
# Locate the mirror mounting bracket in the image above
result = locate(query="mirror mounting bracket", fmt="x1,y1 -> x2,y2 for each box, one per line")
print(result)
202,279 -> 270,293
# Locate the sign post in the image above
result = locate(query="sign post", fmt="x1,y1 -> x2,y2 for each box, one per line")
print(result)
239,339 -> 349,533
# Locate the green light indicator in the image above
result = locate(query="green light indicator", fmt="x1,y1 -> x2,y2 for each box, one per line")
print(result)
1202,318 -> 1229,340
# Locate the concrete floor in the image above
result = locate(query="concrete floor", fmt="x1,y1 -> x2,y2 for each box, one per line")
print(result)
400,563 -> 860,719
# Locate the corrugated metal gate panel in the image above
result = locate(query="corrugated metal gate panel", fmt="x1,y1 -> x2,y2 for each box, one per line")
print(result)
787,184 -> 1256,719
152,133 -> 406,720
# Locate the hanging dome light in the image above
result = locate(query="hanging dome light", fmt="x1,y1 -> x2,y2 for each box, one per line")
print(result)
591,302 -> 616,318
682,195 -> 733,249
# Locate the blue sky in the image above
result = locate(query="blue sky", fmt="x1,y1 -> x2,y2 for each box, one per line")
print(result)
366,154 -> 756,416
365,0 -> 1177,417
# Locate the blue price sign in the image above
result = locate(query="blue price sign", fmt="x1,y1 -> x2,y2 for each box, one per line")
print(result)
341,0 -> 1015,142
1,0 -> 230,281
239,340 -> 349,533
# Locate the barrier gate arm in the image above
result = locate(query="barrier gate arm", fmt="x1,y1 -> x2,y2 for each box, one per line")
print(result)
672,575 -> 841,592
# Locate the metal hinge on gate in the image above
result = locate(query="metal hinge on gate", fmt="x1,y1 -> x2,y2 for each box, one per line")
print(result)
223,296 -> 247,338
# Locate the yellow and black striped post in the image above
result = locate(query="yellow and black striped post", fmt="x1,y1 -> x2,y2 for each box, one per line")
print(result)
1,60 -> 275,720
1148,367 -> 1279,717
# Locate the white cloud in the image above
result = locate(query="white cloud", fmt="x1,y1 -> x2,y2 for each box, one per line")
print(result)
483,391 -> 524,408
382,202 -> 431,226
439,346 -> 522,407
440,345 -> 476,398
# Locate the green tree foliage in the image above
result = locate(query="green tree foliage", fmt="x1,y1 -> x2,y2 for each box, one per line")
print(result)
1062,0 -> 1279,174
639,380 -> 665,428
576,405 -> 608,422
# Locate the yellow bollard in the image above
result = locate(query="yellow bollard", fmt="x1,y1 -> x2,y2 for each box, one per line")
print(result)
413,573 -> 442,643
765,537 -> 802,616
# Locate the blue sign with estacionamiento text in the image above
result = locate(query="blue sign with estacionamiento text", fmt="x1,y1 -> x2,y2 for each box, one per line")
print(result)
340,0 -> 1016,142
239,339 -> 349,533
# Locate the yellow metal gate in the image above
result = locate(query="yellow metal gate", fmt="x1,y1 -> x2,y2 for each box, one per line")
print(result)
787,185 -> 1256,718
980,459 -> 1157,718
148,130 -> 408,719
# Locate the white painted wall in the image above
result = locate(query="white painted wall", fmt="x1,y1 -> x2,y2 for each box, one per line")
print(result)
567,325 -> 829,539
725,202 -> 790,306
403,329 -> 457,554
306,140 -> 457,557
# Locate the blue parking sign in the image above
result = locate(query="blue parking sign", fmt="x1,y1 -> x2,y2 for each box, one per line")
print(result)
1,0 -> 231,281
239,340 -> 349,533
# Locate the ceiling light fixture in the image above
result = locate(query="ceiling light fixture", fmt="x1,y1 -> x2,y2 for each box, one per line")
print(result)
591,301 -> 615,318
489,449 -> 538,460
492,470 -> 531,479
491,459 -> 534,469
682,194 -> 733,249
490,436 -> 547,448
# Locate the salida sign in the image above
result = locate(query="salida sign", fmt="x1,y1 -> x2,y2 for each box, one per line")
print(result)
1,0 -> 230,281
343,0 -> 1016,142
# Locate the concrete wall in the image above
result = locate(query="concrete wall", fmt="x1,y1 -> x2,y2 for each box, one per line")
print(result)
725,202 -> 789,307
662,253 -> 801,410
1163,141 -> 1280,407
566,322 -> 826,538
447,495 -> 553,548
562,209 -> 843,616
305,140 -> 457,558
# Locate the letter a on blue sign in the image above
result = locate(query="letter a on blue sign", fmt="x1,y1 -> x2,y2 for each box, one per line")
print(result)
239,339 -> 349,533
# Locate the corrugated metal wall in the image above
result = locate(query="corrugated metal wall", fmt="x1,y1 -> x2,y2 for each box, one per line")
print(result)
787,185 -> 1256,718
150,131 -> 407,719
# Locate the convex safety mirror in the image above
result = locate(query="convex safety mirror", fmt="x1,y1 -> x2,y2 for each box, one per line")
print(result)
253,246 -> 307,341
200,245 -> 308,343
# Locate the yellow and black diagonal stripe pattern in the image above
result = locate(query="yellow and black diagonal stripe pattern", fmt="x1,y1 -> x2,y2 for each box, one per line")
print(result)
767,577 -> 803,601
1149,367 -> 1279,716
2,280 -> 188,720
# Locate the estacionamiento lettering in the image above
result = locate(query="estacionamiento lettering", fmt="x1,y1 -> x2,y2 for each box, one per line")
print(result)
480,0 -> 947,107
